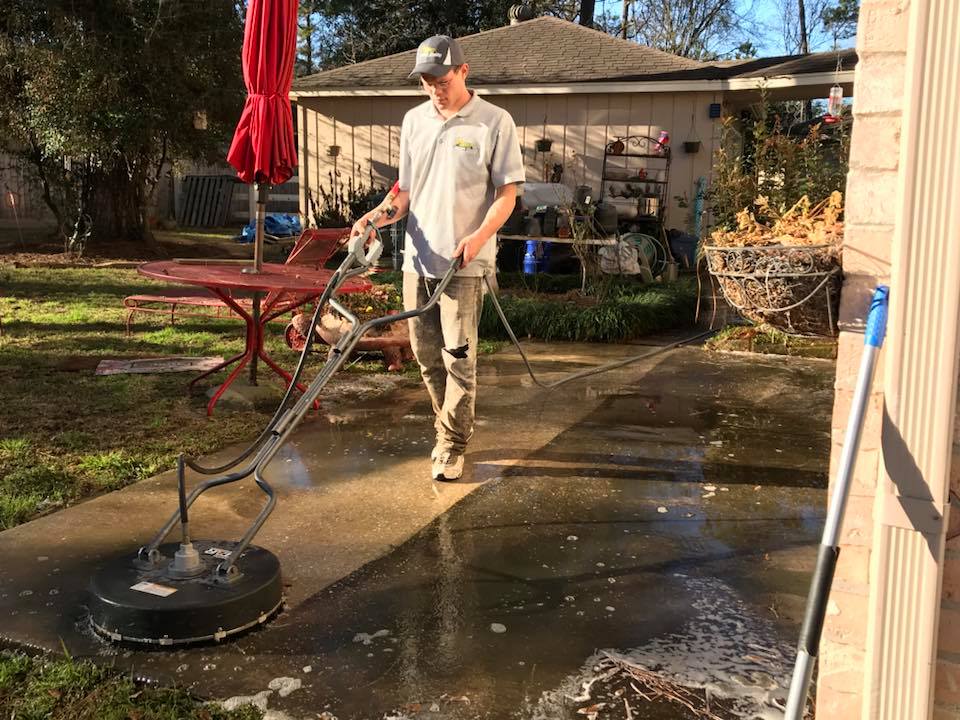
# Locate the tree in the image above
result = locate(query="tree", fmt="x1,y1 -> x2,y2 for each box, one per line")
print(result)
298,2 -> 322,76
777,0 -> 858,54
797,0 -> 810,52
297,0 -> 345,76
584,0 -> 756,61
821,0 -> 859,47
0,0 -> 245,246
640,0 -> 760,60
732,40 -> 759,59
579,0 -> 596,27
317,0 -> 515,66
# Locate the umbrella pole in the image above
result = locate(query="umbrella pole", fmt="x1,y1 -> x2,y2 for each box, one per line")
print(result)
248,182 -> 268,385
253,182 -> 266,273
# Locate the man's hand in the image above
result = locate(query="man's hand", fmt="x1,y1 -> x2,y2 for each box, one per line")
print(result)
453,232 -> 485,268
350,213 -> 373,243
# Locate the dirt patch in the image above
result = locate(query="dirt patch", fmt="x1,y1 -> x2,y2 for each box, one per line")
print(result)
0,227 -> 253,268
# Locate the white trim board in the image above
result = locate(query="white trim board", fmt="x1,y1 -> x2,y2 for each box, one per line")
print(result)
290,70 -> 855,98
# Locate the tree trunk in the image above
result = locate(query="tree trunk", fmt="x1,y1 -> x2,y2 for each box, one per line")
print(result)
797,0 -> 810,54
580,0 -> 595,27
797,0 -> 811,120
86,163 -> 163,253
304,12 -> 315,75
621,0 -> 630,38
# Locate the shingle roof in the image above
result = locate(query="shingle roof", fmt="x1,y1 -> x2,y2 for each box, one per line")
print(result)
593,48 -> 858,83
731,48 -> 857,78
291,16 -> 703,91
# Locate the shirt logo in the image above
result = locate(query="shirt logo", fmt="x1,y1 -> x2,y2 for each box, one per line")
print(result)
454,138 -> 477,151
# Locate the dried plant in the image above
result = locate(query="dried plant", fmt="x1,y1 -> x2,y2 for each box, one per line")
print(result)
707,89 -> 849,234
704,192 -> 843,336
709,191 -> 844,248
307,168 -> 386,228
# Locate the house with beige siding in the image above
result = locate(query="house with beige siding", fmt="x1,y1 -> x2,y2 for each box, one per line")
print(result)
289,15 -> 855,234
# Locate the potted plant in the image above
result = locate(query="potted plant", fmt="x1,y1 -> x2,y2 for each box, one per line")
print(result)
534,138 -> 552,153
683,112 -> 701,153
326,144 -> 341,158
703,101 -> 850,336
704,194 -> 844,336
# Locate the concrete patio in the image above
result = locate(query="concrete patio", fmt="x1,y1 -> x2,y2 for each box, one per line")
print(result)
0,340 -> 834,719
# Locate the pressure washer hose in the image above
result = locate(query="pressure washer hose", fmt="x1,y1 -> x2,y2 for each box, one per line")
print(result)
481,273 -> 714,389
143,221 -> 717,574
185,222 -> 713,477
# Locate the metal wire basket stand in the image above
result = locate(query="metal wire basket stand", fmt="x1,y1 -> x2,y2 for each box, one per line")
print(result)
703,243 -> 842,336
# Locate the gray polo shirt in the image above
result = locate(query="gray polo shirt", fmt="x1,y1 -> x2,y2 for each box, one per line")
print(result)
398,92 -> 525,278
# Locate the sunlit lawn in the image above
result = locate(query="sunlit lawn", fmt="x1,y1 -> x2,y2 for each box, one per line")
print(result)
0,265 -> 400,530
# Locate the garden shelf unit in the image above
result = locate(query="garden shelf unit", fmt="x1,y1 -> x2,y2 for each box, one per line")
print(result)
600,135 -> 671,240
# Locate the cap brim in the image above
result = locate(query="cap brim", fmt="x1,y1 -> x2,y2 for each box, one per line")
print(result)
408,63 -> 452,79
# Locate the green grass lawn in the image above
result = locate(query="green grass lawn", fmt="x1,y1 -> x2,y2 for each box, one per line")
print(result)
0,264 -> 410,531
0,650 -> 262,719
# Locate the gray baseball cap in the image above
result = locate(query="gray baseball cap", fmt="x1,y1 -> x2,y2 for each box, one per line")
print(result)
409,35 -> 466,79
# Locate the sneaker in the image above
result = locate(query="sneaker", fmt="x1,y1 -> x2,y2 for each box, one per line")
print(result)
432,451 -> 464,481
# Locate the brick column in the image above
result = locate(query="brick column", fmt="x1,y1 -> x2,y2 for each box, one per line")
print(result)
837,0 -> 960,716
816,1 -> 908,717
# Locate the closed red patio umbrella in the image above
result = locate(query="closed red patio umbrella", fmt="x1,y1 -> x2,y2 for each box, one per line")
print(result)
227,0 -> 298,382
227,0 -> 297,190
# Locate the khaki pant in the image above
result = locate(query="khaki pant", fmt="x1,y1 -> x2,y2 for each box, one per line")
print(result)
403,272 -> 484,456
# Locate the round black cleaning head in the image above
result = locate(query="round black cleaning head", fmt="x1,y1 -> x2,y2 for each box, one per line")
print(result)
88,540 -> 282,645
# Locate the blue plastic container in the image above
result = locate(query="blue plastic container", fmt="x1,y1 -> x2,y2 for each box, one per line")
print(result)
522,240 -> 552,274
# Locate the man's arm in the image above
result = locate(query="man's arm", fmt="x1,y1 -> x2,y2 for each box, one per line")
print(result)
349,185 -> 410,241
454,182 -> 518,267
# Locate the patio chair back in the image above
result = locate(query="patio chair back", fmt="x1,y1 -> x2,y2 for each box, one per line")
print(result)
285,228 -> 350,269
123,227 -> 353,335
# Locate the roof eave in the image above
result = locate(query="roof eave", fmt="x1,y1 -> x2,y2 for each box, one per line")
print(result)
290,70 -> 856,98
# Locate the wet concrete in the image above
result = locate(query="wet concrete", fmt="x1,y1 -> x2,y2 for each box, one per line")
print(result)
0,342 -> 833,719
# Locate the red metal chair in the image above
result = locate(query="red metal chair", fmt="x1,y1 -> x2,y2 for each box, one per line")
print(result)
123,227 -> 350,334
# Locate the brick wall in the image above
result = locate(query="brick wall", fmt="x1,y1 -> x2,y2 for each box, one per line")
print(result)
816,0 -> 907,717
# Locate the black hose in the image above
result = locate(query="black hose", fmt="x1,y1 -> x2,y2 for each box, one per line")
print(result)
184,231 -> 383,475
187,236 -> 713,474
481,274 -> 716,390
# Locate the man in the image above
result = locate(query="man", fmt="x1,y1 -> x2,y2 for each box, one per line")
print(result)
351,35 -> 524,481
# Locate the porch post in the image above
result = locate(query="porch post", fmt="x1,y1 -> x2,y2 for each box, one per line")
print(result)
862,0 -> 960,717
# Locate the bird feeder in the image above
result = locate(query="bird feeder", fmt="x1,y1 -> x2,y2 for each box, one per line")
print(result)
824,84 -> 844,124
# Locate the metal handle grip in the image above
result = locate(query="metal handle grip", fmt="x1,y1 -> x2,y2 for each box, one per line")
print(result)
349,223 -> 383,267
865,285 -> 889,347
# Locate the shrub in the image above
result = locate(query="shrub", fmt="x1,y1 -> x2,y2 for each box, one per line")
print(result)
480,279 -> 697,343
708,94 -> 849,232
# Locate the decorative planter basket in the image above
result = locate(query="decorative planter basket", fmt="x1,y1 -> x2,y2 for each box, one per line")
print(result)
704,243 -> 842,336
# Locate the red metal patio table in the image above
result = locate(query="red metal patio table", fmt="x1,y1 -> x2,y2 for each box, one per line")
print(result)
138,260 -> 371,416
